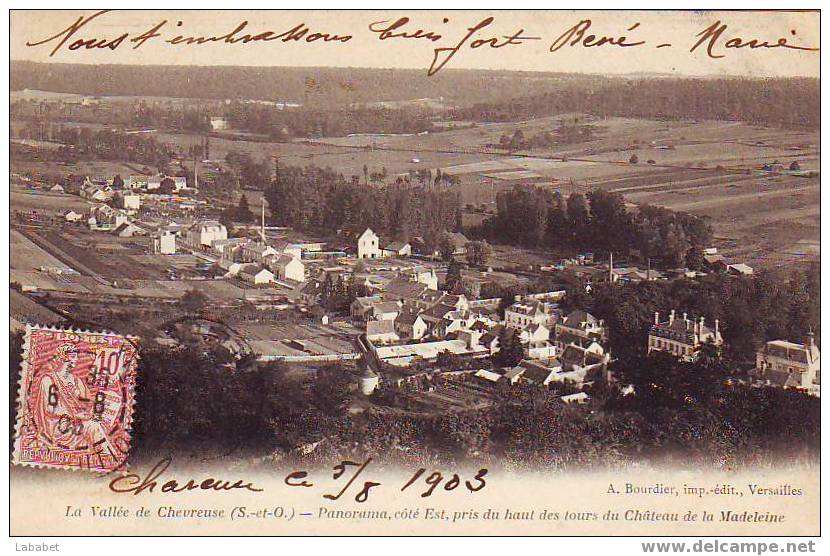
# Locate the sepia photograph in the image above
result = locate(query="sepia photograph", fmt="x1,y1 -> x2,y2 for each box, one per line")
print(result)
6,7 -> 821,540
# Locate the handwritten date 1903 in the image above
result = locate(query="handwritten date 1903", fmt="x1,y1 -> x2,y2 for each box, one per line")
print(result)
285,458 -> 487,503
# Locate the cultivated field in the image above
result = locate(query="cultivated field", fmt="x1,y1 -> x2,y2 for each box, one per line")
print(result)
11,112 -> 819,270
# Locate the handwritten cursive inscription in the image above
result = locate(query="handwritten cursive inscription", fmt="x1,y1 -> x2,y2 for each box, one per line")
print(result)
25,10 -> 352,58
108,458 -> 263,495
23,11 -> 819,76
690,20 -> 820,59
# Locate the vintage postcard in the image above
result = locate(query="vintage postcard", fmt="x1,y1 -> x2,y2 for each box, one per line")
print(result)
7,8 -> 821,541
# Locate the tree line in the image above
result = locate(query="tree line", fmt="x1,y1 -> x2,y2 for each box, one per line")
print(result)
474,185 -> 712,268
15,121 -> 175,171
453,77 -> 819,130
265,163 -> 463,245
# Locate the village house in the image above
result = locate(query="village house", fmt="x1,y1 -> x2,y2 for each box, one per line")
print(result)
238,264 -> 274,285
240,242 -> 279,264
366,319 -> 400,344
420,303 -> 457,333
213,237 -> 249,258
478,328 -> 502,356
153,230 -> 177,255
88,205 -> 128,231
553,310 -> 607,350
125,175 -> 149,190
703,253 -> 728,272
371,301 -> 403,321
118,191 -> 141,212
81,180 -> 113,202
113,221 -> 142,238
267,254 -> 305,283
516,322 -> 551,347
210,116 -> 229,131
505,299 -> 550,329
505,359 -> 561,387
146,174 -> 187,191
357,228 -> 384,259
456,328 -> 483,351
560,342 -> 607,370
186,220 -> 227,249
380,276 -> 429,303
445,232 -> 470,255
433,309 -> 476,339
351,296 -> 383,322
727,263 -> 754,276
750,335 -> 820,396
395,310 -> 429,341
64,210 -> 83,223
358,368 -> 380,395
382,241 -> 412,258
647,310 -> 723,360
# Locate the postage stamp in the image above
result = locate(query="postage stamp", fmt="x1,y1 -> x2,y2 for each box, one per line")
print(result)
12,325 -> 140,472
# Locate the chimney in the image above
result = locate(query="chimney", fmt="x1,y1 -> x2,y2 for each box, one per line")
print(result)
714,319 -> 720,337
654,311 -> 659,325
807,328 -> 815,349
669,310 -> 675,324
260,199 -> 266,243
683,312 -> 688,322
609,251 -> 614,284
698,316 -> 704,336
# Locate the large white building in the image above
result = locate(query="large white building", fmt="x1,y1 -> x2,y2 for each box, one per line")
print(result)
187,220 -> 227,248
118,192 -> 141,212
153,230 -> 177,255
505,300 -> 550,330
357,228 -> 383,259
647,310 -> 722,360
751,335 -> 820,395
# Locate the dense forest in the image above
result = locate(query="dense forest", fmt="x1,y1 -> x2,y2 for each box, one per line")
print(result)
474,185 -> 712,268
11,62 -> 582,106
12,63 -> 818,133
451,77 -> 819,129
265,163 -> 462,244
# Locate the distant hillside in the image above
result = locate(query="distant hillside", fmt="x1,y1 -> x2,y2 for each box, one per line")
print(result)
10,61 -> 595,106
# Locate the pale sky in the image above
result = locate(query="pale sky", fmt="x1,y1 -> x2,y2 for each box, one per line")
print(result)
10,10 -> 820,77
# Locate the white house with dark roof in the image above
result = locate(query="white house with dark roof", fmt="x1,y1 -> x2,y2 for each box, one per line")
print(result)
187,220 -> 227,248
241,242 -> 279,264
371,301 -> 403,321
238,264 -> 274,285
505,299 -> 549,329
267,253 -> 305,283
647,310 -> 722,360
357,228 -> 383,259
383,241 -> 412,257
554,309 -> 607,350
153,230 -> 177,255
750,335 -> 820,395
517,322 -> 551,347
395,310 -> 428,341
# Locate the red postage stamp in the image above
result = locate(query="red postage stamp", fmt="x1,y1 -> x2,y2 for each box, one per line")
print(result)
12,326 -> 139,472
